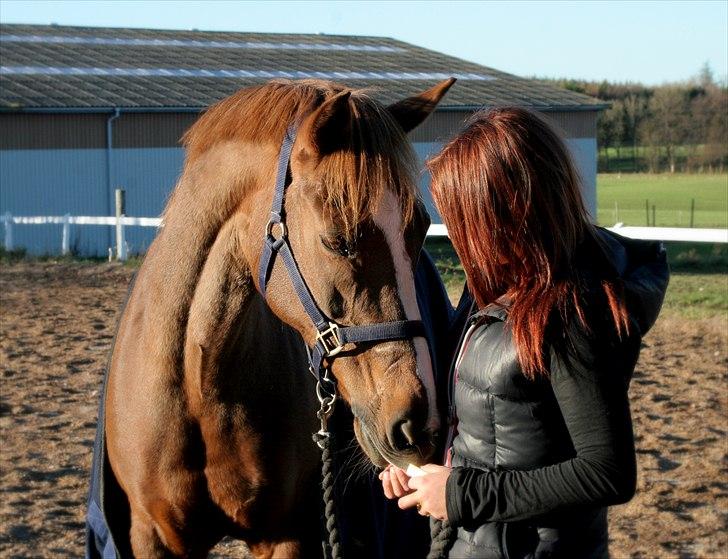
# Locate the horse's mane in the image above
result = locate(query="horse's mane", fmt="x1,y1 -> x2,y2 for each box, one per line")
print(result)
182,79 -> 418,233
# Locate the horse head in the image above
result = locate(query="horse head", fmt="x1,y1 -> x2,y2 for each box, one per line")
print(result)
246,80 -> 454,468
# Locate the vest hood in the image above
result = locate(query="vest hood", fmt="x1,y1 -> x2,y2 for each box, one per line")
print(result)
591,227 -> 670,336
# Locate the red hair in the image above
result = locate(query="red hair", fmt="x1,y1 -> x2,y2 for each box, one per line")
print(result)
427,108 -> 629,378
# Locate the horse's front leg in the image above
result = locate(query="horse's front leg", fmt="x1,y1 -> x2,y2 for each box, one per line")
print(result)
127,491 -> 223,559
129,508 -> 181,559
238,477 -> 324,559
247,540 -> 306,559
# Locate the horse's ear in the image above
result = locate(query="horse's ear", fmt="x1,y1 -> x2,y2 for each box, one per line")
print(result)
387,78 -> 456,133
297,90 -> 352,159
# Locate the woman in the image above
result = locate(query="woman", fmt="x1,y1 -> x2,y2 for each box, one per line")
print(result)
380,108 -> 669,558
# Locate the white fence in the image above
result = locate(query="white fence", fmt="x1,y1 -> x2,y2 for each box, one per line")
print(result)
1,213 -> 162,261
605,224 -> 728,243
2,213 -> 727,261
409,223 -> 728,243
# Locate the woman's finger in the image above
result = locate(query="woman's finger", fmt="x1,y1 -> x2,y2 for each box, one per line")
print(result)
381,470 -> 394,499
398,491 -> 420,510
392,467 -> 412,492
389,468 -> 406,496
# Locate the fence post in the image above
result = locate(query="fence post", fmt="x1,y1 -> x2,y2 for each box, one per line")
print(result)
652,205 -> 656,227
3,212 -> 12,251
690,198 -> 695,228
115,188 -> 127,261
62,213 -> 71,256
614,201 -> 619,224
645,199 -> 649,226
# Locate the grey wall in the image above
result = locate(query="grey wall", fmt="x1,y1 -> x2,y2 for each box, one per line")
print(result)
0,111 -> 190,255
412,138 -> 598,221
0,147 -> 182,255
410,109 -> 599,219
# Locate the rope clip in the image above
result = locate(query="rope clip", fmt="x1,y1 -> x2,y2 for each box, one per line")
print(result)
314,371 -> 337,450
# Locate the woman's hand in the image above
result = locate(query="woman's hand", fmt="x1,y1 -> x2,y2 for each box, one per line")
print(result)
397,464 -> 451,521
378,465 -> 414,499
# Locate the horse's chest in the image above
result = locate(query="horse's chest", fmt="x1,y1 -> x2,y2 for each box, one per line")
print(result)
200,406 -> 319,528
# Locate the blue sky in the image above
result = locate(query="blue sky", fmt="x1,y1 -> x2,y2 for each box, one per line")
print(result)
1,0 -> 726,85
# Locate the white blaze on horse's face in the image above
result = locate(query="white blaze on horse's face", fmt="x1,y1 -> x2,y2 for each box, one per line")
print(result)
372,191 -> 439,436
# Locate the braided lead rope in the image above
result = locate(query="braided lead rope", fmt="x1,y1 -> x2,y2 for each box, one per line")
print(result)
313,375 -> 342,559
427,519 -> 455,559
312,431 -> 343,559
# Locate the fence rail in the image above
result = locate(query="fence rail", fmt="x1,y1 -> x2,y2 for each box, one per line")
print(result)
606,224 -> 728,243
3,215 -> 161,227
2,213 -> 726,261
428,222 -> 728,243
1,212 -> 162,260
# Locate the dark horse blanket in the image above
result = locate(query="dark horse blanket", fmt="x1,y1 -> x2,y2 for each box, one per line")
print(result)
86,249 -> 455,559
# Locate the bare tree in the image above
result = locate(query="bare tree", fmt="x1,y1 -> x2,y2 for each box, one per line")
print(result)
598,103 -> 623,171
701,86 -> 728,172
623,93 -> 647,170
641,87 -> 690,173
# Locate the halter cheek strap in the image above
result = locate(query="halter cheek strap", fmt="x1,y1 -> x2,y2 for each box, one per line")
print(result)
256,124 -> 426,390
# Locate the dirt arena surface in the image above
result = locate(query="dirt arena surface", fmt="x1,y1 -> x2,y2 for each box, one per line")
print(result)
1,261 -> 726,558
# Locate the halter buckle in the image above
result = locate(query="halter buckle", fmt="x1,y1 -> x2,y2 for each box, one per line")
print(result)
316,322 -> 344,357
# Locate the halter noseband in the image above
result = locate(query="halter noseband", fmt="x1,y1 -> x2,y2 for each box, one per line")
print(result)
257,124 -> 426,441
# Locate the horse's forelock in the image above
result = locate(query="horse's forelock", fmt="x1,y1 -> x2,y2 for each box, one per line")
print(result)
315,95 -> 418,237
181,79 -> 418,236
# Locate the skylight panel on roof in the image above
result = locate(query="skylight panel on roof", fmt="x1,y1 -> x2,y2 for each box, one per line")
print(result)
0,65 -> 495,81
0,34 -> 405,53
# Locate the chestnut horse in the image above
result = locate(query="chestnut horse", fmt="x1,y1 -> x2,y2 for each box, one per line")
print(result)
101,78 -> 454,558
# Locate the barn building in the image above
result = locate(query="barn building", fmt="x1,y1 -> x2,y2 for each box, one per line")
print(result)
0,24 -> 605,256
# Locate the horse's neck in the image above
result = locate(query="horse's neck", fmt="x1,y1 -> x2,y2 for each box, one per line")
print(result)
135,141 -> 273,382
135,140 -> 309,411
182,213 -> 251,406
181,216 -> 313,417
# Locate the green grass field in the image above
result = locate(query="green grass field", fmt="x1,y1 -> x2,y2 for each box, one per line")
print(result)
596,173 -> 728,228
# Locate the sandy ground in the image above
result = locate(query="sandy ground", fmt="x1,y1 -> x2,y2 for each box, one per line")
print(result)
0,261 -> 726,558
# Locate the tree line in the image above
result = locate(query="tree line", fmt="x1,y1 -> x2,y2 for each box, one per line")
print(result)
540,65 -> 727,173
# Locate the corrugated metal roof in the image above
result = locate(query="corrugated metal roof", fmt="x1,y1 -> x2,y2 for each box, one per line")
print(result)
0,24 -> 605,111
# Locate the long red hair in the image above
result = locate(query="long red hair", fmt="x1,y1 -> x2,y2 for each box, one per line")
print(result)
427,108 -> 629,378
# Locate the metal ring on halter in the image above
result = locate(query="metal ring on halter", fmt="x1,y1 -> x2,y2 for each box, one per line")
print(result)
318,363 -> 336,387
316,381 -> 337,409
265,220 -> 288,240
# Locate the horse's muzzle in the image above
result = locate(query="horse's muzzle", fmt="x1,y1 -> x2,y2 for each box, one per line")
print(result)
354,414 -> 436,469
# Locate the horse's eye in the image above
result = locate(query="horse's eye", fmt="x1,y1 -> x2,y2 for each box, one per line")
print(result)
321,234 -> 357,259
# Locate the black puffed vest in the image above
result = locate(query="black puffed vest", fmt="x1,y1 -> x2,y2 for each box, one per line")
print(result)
451,306 -> 574,473
448,306 -> 608,559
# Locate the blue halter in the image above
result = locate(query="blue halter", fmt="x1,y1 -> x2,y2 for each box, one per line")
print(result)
257,124 -> 426,426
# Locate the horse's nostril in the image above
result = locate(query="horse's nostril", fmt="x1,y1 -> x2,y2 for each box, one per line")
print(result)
391,417 -> 418,451
400,420 -> 416,446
